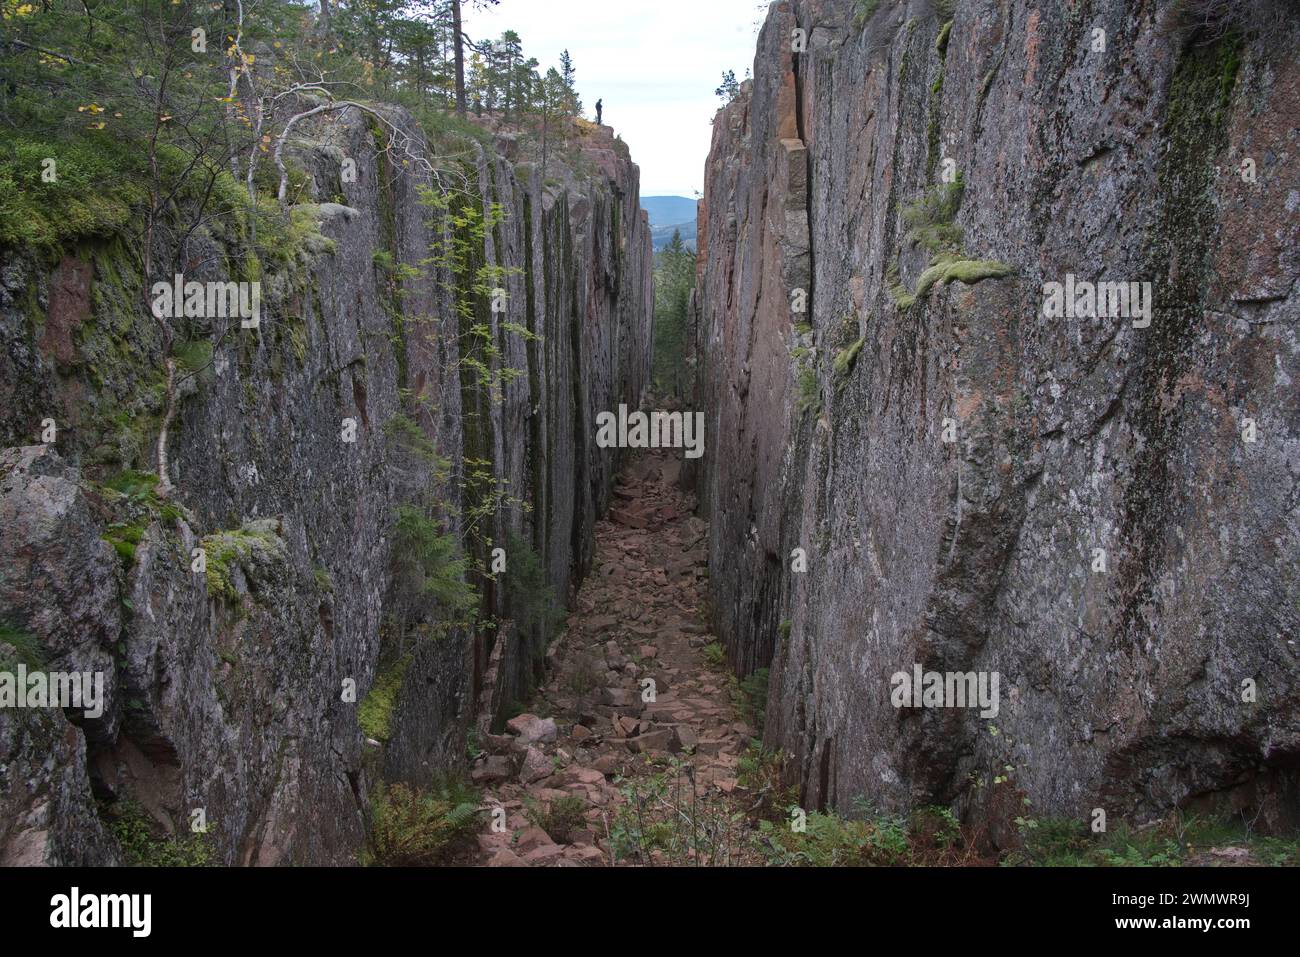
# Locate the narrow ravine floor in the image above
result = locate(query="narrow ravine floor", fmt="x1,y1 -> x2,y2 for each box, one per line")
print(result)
472,452 -> 759,866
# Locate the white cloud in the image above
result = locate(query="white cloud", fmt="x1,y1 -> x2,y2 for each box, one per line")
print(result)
465,0 -> 764,197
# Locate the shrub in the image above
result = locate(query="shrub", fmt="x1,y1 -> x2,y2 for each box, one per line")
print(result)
758,806 -> 912,866
391,504 -> 475,612
106,799 -> 213,867
737,741 -> 797,822
367,781 -> 481,866
609,756 -> 748,865
909,805 -> 962,851
525,795 -> 588,844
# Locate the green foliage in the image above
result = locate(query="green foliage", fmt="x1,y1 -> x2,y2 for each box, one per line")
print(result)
715,69 -> 741,104
758,804 -> 912,866
502,529 -> 564,638
609,754 -> 749,865
417,185 -> 530,402
0,623 -> 46,670
737,742 -> 798,822
366,781 -> 482,867
911,804 -> 962,850
104,469 -> 160,500
103,522 -> 144,567
106,799 -> 213,867
384,413 -> 452,481
358,649 -> 414,743
173,339 -> 214,377
652,230 -> 697,398
1005,811 -> 1300,867
0,133 -> 145,251
735,667 -> 769,736
524,794 -> 588,844
391,504 -> 475,613
97,469 -> 185,567
313,566 -> 334,594
1253,837 -> 1300,866
465,728 -> 485,762
702,641 -> 725,667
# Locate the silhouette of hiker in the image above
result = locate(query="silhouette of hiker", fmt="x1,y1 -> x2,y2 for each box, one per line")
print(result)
595,99 -> 603,125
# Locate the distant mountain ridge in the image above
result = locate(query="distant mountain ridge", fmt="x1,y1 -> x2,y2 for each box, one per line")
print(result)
641,195 -> 699,227
642,195 -> 698,250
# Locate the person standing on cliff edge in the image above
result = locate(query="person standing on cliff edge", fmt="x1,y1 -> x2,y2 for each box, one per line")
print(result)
595,99 -> 603,125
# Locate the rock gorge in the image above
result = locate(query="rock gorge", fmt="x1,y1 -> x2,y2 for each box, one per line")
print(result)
691,0 -> 1299,834
2,0 -> 1298,869
0,107 -> 652,864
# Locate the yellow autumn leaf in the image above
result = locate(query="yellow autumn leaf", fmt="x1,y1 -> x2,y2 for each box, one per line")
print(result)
88,122 -> 105,130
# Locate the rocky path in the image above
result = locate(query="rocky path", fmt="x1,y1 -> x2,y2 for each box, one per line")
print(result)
471,453 -> 758,866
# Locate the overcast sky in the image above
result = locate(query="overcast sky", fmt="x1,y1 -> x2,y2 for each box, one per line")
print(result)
466,0 -> 766,199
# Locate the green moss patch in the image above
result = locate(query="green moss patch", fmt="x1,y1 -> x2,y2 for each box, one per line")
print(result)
200,519 -> 286,603
0,623 -> 46,670
358,649 -> 415,743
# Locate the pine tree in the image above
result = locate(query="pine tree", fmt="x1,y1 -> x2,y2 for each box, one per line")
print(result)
715,69 -> 740,103
559,49 -> 582,115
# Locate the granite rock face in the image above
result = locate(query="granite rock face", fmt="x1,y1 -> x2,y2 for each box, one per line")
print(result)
0,109 -> 651,864
693,0 -> 1299,832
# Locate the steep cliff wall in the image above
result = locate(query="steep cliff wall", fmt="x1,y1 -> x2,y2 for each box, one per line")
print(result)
0,108 -> 651,864
695,0 -> 1299,833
